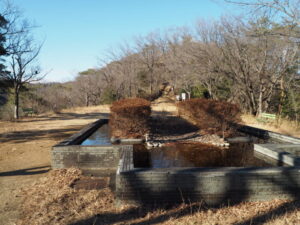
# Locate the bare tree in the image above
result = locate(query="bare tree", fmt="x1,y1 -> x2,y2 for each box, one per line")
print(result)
102,44 -> 141,98
219,18 -> 297,115
225,0 -> 300,37
74,69 -> 103,106
8,36 -> 43,118
135,33 -> 164,95
0,5 -> 43,119
192,20 -> 228,99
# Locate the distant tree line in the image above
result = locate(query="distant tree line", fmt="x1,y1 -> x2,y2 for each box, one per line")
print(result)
0,0 -> 299,123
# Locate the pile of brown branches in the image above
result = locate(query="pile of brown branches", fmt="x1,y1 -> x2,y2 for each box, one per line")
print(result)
18,168 -> 115,225
177,98 -> 241,137
109,98 -> 151,138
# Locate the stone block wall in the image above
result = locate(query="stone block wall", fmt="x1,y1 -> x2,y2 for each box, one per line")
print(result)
51,118 -> 123,173
117,167 -> 300,205
116,147 -> 300,205
52,120 -> 300,205
52,145 -> 121,169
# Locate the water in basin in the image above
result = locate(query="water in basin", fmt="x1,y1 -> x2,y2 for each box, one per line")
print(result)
81,124 -> 111,145
134,142 -> 276,168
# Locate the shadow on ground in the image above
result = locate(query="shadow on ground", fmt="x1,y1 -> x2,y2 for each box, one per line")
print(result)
0,127 -> 83,143
0,112 -> 109,143
64,114 -> 300,225
0,166 -> 50,176
6,109 -> 300,225
70,198 -> 300,225
150,115 -> 198,136
20,112 -> 109,123
70,166 -> 300,225
70,203 -> 208,225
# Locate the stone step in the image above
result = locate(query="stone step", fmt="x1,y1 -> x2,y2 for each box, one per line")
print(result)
72,177 -> 110,190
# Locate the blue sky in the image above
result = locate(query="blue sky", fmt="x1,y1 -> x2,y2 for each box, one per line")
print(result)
11,0 -> 237,82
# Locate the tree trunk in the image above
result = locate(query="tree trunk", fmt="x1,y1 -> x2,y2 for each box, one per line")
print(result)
14,85 -> 20,119
247,89 -> 257,116
258,84 -> 263,116
290,89 -> 298,125
85,93 -> 89,107
187,91 -> 191,99
150,71 -> 153,95
278,77 -> 285,117
129,81 -> 132,97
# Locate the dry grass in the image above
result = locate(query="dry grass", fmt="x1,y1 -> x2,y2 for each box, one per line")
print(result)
0,105 -> 110,225
17,168 -> 300,225
60,105 -> 111,114
2,103 -> 300,225
18,168 -> 116,225
163,200 -> 300,225
242,114 -> 300,138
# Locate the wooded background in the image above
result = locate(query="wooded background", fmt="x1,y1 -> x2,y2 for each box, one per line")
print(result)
0,0 -> 299,122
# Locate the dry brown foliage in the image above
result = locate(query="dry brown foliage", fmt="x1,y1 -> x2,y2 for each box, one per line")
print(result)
17,168 -> 300,225
16,169 -> 300,225
177,98 -> 241,137
242,113 -> 300,138
18,168 -> 115,225
110,98 -> 151,116
4,106 -> 300,225
110,98 -> 151,138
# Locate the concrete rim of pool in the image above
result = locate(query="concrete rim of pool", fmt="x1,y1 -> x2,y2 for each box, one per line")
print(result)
52,118 -> 300,206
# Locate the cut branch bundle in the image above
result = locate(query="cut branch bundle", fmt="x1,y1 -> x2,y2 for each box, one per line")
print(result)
177,98 -> 241,137
109,98 -> 151,138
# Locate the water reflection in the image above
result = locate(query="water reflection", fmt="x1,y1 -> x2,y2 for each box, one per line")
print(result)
81,124 -> 111,145
134,142 -> 274,168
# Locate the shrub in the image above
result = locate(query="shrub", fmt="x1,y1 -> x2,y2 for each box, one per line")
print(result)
191,85 -> 209,98
0,103 -> 15,120
109,98 -> 151,138
101,88 -> 117,104
177,98 -> 241,137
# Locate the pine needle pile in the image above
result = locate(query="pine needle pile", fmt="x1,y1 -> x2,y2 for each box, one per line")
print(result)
177,98 -> 241,137
18,168 -> 115,225
17,169 -> 300,225
109,98 -> 151,138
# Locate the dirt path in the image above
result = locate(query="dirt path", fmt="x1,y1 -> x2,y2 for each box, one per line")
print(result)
151,96 -> 177,116
1,100 -> 299,225
0,105 -> 110,225
0,98 -> 177,224
0,99 -> 176,225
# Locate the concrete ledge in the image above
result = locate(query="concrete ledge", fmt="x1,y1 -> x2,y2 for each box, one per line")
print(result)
255,144 -> 300,166
54,119 -> 109,146
116,141 -> 300,205
226,136 -> 253,143
52,120 -> 300,205
111,137 -> 144,144
117,145 -> 134,174
239,125 -> 300,144
52,119 -> 121,171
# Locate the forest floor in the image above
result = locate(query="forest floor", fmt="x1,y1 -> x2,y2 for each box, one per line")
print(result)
0,99 -> 300,225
